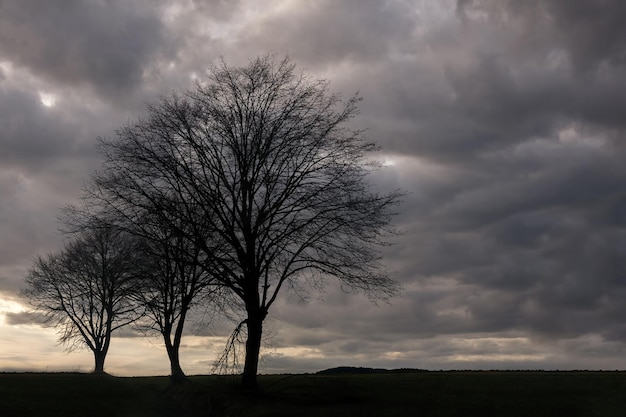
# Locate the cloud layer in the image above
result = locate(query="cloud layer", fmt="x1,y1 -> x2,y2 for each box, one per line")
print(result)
2,0 -> 626,374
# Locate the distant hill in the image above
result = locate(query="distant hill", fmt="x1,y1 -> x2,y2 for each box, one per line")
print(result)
316,366 -> 428,375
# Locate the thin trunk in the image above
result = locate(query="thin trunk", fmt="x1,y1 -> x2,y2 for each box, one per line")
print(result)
164,316 -> 188,384
241,315 -> 263,391
166,303 -> 189,384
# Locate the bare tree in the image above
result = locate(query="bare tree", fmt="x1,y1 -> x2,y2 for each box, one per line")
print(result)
22,227 -> 142,374
90,55 -> 401,390
132,218 -> 217,384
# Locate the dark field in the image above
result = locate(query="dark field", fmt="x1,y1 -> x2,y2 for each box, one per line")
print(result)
1,371 -> 626,416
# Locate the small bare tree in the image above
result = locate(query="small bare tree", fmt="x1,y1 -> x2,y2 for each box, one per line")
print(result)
132,217 -> 217,384
90,55 -> 401,390
22,227 -> 142,374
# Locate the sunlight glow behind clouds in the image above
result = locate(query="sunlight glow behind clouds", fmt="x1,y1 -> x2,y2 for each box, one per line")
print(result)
0,294 -> 230,376
38,91 -> 56,107
0,297 -> 26,323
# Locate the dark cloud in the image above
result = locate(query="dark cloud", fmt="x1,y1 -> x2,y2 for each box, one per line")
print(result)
233,0 -> 417,66
0,86 -> 79,168
4,311 -> 49,326
456,0 -> 626,70
0,0 -> 173,99
346,1 -> 626,163
0,82 -> 108,277
187,0 -> 242,20
3,0 -> 626,373
532,0 -> 626,73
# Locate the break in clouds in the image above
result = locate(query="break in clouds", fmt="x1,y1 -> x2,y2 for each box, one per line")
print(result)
1,0 -> 626,373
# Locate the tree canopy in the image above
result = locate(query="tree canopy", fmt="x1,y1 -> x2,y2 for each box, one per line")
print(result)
23,227 -> 142,373
80,55 -> 401,389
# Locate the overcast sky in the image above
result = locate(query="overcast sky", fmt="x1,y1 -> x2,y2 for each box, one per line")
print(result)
2,0 -> 626,376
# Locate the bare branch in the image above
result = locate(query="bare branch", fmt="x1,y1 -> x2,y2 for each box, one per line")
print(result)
22,227 -> 144,373
85,54 -> 402,389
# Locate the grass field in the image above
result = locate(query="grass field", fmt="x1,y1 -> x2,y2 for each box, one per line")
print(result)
1,371 -> 625,416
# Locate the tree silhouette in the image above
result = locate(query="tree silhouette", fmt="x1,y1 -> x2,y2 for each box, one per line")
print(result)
90,55 -> 401,389
23,227 -> 142,373
132,216 -> 218,384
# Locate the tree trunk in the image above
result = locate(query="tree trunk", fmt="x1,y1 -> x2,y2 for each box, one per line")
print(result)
166,342 -> 187,384
165,306 -> 189,384
93,312 -> 113,374
93,350 -> 107,374
241,316 -> 263,391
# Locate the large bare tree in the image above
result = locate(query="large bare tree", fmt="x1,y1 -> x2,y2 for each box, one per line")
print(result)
91,55 -> 401,390
22,227 -> 142,374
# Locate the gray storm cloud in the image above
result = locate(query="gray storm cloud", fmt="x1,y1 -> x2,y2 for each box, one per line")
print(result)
1,0 -> 626,372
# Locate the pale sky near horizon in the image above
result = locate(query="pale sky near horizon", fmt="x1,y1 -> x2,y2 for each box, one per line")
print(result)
2,0 -> 626,376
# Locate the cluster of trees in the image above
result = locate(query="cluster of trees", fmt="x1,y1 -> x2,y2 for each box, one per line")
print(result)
23,225 -> 214,383
23,55 -> 401,390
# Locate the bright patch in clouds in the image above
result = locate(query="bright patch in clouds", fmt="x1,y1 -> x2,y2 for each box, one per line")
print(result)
275,346 -> 325,359
382,157 -> 398,167
0,297 -> 26,324
38,91 -> 56,107
444,337 -> 547,364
